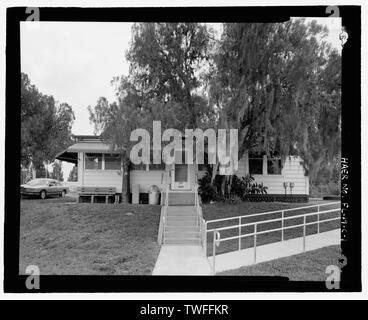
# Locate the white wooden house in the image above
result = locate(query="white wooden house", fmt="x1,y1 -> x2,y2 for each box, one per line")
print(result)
56,135 -> 309,202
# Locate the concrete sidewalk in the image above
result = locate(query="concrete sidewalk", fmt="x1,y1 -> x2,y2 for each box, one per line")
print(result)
209,229 -> 341,273
152,245 -> 211,275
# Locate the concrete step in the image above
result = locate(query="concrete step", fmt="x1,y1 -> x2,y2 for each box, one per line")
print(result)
165,231 -> 200,238
168,193 -> 195,205
168,201 -> 196,206
167,206 -> 197,215
167,215 -> 198,221
166,214 -> 197,219
167,213 -> 197,218
165,226 -> 200,232
166,220 -> 198,227
164,238 -> 201,245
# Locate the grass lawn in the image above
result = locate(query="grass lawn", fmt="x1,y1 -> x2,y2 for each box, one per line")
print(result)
202,201 -> 340,256
217,245 -> 342,281
19,197 -> 161,275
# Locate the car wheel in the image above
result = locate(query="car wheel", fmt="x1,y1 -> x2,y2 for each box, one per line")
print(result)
61,190 -> 66,197
40,190 -> 47,200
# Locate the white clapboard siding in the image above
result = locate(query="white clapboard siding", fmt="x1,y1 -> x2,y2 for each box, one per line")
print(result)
131,164 -> 196,193
130,170 -> 165,193
236,155 -> 308,194
197,155 -> 308,195
83,170 -> 123,193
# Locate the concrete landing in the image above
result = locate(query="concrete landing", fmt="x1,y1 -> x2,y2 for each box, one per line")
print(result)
152,245 -> 211,275
209,229 -> 341,273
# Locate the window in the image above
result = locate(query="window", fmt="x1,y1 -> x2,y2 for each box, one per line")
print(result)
85,153 -> 102,170
104,154 -> 121,170
149,163 -> 166,170
249,158 -> 263,175
267,158 -> 282,175
198,164 -> 208,171
26,179 -> 48,186
131,163 -> 146,170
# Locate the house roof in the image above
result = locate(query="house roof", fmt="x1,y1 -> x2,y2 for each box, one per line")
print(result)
55,137 -> 119,164
64,142 -> 114,153
72,135 -> 101,142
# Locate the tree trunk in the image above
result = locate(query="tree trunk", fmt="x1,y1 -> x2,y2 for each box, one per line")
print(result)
211,162 -> 219,184
227,175 -> 233,196
121,158 -> 131,204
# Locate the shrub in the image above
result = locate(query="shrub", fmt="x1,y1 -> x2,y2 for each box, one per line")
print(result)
198,171 -> 219,203
199,171 -> 268,203
223,194 -> 242,205
232,174 -> 268,196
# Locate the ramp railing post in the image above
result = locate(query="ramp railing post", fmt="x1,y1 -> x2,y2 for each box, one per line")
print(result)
317,205 -> 320,234
204,222 -> 207,257
212,230 -> 220,275
303,215 -> 306,252
254,223 -> 257,263
238,217 -> 241,251
281,211 -> 284,241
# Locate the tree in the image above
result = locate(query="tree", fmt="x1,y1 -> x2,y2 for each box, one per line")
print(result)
67,165 -> 78,182
126,23 -> 215,129
89,23 -> 216,202
50,160 -> 64,181
35,164 -> 50,178
21,73 -> 75,175
209,20 -> 341,192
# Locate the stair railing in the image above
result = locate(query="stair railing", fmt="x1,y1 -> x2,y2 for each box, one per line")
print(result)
162,170 -> 170,245
193,177 -> 205,249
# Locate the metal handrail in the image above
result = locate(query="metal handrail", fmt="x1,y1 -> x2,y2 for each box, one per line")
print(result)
206,201 -> 340,225
162,171 -> 169,244
193,180 -> 205,247
209,206 -> 341,274
207,208 -> 340,233
215,216 -> 340,243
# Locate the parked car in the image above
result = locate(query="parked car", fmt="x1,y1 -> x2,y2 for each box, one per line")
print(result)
20,178 -> 69,199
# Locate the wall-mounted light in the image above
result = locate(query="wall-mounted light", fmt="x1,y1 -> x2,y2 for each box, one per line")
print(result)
283,182 -> 288,196
289,182 -> 295,195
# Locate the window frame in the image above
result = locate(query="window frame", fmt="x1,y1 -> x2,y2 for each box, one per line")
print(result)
104,153 -> 122,171
248,157 -> 264,175
84,153 -> 103,171
267,157 -> 283,175
148,163 -> 166,171
131,163 -> 147,171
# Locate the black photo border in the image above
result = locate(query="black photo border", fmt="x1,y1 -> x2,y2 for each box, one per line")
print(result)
4,5 -> 361,293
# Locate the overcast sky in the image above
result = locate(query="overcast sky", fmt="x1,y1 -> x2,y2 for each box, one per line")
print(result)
20,19 -> 341,177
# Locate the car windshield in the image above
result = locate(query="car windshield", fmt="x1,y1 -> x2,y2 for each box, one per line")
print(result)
26,179 -> 49,186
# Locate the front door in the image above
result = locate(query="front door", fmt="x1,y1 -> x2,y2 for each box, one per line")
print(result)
171,151 -> 190,190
